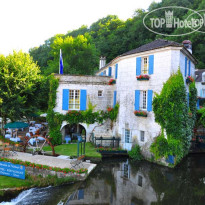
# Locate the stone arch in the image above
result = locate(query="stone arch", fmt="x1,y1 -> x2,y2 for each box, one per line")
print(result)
60,121 -> 87,142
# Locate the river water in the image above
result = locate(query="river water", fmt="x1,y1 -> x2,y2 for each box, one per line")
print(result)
1,154 -> 205,205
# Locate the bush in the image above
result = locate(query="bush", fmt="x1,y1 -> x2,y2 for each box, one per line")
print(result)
150,134 -> 168,160
128,144 -> 143,161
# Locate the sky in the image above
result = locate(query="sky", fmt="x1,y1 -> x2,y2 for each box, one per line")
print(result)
0,0 -> 161,56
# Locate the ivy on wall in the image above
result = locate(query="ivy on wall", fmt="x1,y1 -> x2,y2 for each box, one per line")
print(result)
151,69 -> 197,164
46,75 -> 119,145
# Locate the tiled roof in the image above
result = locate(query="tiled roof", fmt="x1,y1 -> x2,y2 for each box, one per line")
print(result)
120,39 -> 182,57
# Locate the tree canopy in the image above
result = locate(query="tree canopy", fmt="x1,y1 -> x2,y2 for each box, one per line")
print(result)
29,0 -> 205,76
0,51 -> 48,122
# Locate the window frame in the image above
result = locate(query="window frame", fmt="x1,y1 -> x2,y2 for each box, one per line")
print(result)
140,90 -> 147,110
125,129 -> 130,143
98,90 -> 103,97
140,131 -> 145,142
69,89 -> 80,110
141,57 -> 149,75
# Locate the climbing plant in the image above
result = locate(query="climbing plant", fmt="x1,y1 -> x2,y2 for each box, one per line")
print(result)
46,75 -> 120,145
151,69 -> 197,164
46,74 -> 62,145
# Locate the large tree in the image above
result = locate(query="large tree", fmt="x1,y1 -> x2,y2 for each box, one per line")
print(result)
0,51 -> 44,123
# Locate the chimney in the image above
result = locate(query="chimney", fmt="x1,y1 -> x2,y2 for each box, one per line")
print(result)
182,40 -> 192,54
99,56 -> 106,69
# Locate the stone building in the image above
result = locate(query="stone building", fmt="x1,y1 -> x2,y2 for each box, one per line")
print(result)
54,39 -> 196,157
195,69 -> 205,108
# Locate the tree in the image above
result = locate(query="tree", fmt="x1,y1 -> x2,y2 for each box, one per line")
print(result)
0,51 -> 43,123
46,33 -> 99,75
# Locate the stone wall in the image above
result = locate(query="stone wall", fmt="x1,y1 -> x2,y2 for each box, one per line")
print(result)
54,75 -> 116,140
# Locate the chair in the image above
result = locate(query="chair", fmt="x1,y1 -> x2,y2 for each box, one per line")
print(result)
2,143 -> 12,157
70,155 -> 85,169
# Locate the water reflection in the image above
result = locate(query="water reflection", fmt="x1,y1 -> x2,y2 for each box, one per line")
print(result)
67,155 -> 205,205
2,154 -> 205,205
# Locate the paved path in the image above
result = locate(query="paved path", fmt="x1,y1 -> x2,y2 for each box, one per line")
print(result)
8,152 -> 96,174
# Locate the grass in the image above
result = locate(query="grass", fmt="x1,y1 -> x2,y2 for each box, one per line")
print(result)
0,176 -> 32,189
43,142 -> 101,158
0,174 -> 75,189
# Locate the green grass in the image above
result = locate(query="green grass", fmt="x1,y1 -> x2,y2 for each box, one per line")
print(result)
0,176 -> 32,189
0,175 -> 75,189
43,142 -> 101,158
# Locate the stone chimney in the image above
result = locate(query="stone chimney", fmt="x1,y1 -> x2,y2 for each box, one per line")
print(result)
99,56 -> 106,69
182,40 -> 192,54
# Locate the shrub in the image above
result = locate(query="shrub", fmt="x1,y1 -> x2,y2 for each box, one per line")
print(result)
150,134 -> 168,159
128,144 -> 143,161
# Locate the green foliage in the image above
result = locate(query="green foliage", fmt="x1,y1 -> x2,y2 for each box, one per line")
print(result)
151,69 -> 197,163
150,132 -> 168,160
197,107 -> 205,127
0,51 -> 44,121
128,144 -> 143,161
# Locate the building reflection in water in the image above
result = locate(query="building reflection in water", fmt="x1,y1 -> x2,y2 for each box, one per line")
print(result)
65,155 -> 205,205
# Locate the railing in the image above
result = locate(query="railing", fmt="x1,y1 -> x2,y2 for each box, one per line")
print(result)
93,136 -> 121,148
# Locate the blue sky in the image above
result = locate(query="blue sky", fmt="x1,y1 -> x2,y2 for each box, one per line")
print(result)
0,0 -> 160,56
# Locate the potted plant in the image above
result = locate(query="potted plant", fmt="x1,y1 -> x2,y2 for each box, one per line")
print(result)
136,75 -> 150,81
134,110 -> 148,117
108,79 -> 116,85
186,76 -> 194,84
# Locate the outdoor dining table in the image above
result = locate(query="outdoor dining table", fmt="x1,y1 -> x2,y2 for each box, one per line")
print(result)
5,134 -> 11,139
10,137 -> 21,142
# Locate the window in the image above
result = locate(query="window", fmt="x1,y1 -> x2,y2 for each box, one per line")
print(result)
140,91 -> 147,110
141,57 -> 148,74
123,163 -> 129,178
98,90 -> 103,97
103,70 -> 106,76
186,59 -> 189,77
69,90 -> 80,110
125,129 -> 130,143
140,131 -> 145,142
202,73 -> 205,82
138,175 -> 143,187
202,89 -> 205,97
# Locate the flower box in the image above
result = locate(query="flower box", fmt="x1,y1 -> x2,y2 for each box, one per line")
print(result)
134,110 -> 148,117
186,76 -> 194,84
136,75 -> 150,81
108,79 -> 116,85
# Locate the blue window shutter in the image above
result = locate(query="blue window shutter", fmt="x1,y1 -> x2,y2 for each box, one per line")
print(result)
108,67 -> 112,76
62,89 -> 69,110
136,57 -> 141,76
100,72 -> 103,76
148,55 -> 154,75
147,90 -> 153,112
187,92 -> 189,107
113,91 -> 117,107
197,99 -> 200,109
78,189 -> 84,200
80,90 -> 87,110
188,60 -> 191,76
115,64 -> 118,79
185,57 -> 187,77
135,90 -> 140,111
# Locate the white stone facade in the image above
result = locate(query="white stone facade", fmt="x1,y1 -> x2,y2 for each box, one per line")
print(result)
54,42 -> 196,158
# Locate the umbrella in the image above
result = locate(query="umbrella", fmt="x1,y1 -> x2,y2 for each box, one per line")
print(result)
40,113 -> 47,117
4,121 -> 29,139
4,122 -> 29,129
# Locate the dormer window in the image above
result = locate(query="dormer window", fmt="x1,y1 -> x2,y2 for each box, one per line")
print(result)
141,57 -> 149,74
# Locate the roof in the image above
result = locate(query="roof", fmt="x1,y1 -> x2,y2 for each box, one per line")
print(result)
195,69 -> 205,82
120,39 -> 181,57
97,39 -> 195,73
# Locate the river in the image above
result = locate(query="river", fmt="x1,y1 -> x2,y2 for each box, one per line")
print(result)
1,154 -> 205,205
